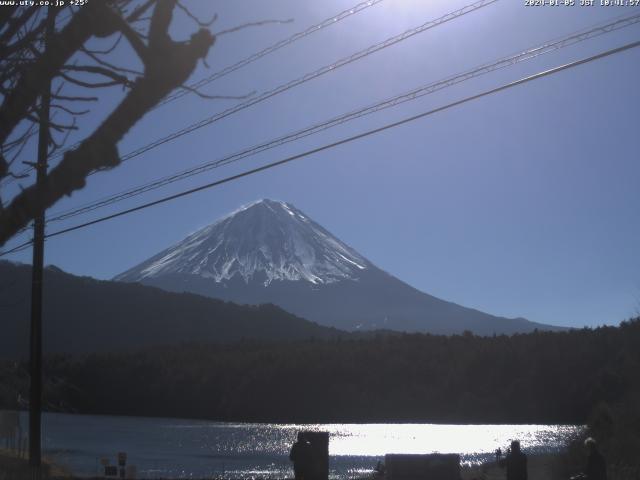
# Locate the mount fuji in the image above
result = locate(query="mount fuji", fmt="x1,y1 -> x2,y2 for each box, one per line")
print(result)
115,199 -> 562,335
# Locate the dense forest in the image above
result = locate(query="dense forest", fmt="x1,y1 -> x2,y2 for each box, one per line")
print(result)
1,319 -> 638,422
1,318 -> 638,464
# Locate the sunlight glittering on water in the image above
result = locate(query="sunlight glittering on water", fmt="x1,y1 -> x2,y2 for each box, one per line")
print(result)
36,413 -> 583,478
275,423 -> 581,457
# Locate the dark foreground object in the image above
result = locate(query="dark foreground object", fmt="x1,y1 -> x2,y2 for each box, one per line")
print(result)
290,431 -> 329,480
385,454 -> 461,480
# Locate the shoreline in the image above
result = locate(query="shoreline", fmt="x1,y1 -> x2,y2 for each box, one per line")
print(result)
5,453 -> 638,480
5,408 -> 588,427
0,451 -> 572,480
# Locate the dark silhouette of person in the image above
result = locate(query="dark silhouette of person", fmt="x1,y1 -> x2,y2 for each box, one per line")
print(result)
499,440 -> 527,480
584,437 -> 607,480
290,432 -> 313,480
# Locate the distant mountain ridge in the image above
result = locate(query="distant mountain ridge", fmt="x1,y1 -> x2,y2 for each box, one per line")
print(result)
0,261 -> 344,359
116,199 -> 564,335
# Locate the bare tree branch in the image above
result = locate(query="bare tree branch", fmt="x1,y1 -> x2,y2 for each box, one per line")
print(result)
61,64 -> 135,87
0,7 -> 37,47
126,0 -> 158,23
80,46 -> 143,76
0,2 -> 120,148
6,125 -> 37,168
177,83 -> 255,101
51,104 -> 91,116
2,123 -> 37,155
49,117 -> 77,154
0,0 -> 215,245
176,1 -> 217,27
216,18 -> 294,36
51,94 -> 99,102
0,15 -> 47,61
116,16 -> 148,61
82,33 -> 123,55
59,72 -> 129,89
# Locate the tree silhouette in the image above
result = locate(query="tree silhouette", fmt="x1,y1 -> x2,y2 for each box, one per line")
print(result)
0,0 -> 217,246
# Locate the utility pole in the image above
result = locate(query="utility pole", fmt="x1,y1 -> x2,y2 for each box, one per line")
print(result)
29,7 -> 55,477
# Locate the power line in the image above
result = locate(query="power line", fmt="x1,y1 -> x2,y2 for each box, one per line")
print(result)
35,0 -> 498,220
111,0 -> 497,165
39,0 -> 495,179
45,11 -> 640,224
4,0 -> 495,190
0,0 -> 386,187
0,239 -> 33,257
1,37 -> 636,257
160,0 -> 386,107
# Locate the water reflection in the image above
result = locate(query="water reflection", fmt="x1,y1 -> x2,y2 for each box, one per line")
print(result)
34,413 -> 583,478
277,423 -> 581,457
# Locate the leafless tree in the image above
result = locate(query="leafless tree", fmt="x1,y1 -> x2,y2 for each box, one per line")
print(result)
0,0 -> 219,246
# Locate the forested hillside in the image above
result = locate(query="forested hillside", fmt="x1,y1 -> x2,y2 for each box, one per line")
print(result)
1,319 -> 637,426
0,261 -> 344,357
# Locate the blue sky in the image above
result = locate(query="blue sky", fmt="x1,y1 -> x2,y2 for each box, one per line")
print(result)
3,0 -> 640,328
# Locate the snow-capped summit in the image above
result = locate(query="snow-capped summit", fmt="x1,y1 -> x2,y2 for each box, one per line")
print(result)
115,199 -> 369,286
116,199 -> 563,335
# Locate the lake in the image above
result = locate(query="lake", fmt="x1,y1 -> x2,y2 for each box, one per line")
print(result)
25,412 -> 582,478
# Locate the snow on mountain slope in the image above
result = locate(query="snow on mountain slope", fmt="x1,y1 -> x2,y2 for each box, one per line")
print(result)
115,199 -> 369,286
115,199 -> 565,335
